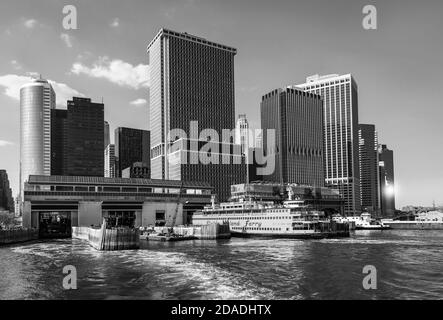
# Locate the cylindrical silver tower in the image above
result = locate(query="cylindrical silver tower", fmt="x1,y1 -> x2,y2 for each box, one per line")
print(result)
20,78 -> 55,198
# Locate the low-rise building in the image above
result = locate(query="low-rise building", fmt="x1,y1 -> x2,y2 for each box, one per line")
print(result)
23,175 -> 213,237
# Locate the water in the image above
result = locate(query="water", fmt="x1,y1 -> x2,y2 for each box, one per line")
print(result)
0,230 -> 442,300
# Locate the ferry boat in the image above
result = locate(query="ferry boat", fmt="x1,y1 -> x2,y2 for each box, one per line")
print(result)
334,213 -> 390,230
192,197 -> 350,239
382,211 -> 443,230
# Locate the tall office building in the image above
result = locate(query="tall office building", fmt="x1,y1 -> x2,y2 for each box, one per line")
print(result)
379,144 -> 396,217
20,78 -> 55,198
65,97 -> 104,176
51,109 -> 67,176
104,144 -> 115,178
235,114 -> 250,155
0,170 -> 14,212
114,127 -> 150,178
261,87 -> 324,186
359,124 -> 380,214
51,98 -> 104,176
147,29 -> 246,201
104,121 -> 110,149
294,74 -> 361,215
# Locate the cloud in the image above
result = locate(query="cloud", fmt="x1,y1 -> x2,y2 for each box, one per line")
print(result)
110,18 -> 120,28
24,19 -> 38,29
130,98 -> 147,107
71,57 -> 149,89
50,81 -> 84,106
60,33 -> 73,48
11,60 -> 22,70
0,140 -> 14,147
0,74 -> 84,107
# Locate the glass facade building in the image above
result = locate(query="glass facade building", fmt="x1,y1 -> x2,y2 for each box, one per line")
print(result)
20,78 -> 55,198
147,29 -> 245,201
104,144 -> 115,178
379,144 -> 396,217
359,124 -> 380,214
261,87 -> 324,187
294,74 -> 361,215
114,127 -> 150,178
65,97 -> 104,177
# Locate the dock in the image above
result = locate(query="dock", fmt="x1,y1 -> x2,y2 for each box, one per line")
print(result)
0,228 -> 39,246
72,219 -> 139,251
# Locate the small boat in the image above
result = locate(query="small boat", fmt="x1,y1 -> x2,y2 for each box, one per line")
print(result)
347,213 -> 391,230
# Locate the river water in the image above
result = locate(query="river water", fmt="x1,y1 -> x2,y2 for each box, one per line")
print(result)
0,230 -> 442,300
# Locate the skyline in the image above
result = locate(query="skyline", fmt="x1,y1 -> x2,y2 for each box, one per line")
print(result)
1,0 -> 443,208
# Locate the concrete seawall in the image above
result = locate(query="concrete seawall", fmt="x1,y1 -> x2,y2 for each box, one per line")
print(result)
72,224 -> 139,251
0,229 -> 39,245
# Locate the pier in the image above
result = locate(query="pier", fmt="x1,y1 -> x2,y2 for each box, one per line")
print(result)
0,229 -> 39,245
72,219 -> 139,251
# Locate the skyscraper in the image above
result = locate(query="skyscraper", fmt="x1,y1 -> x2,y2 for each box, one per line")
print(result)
20,78 -> 55,198
104,144 -> 115,178
359,124 -> 380,214
114,127 -> 150,178
0,170 -> 14,212
50,97 -> 105,177
51,109 -> 67,176
295,74 -> 361,215
261,87 -> 324,186
65,97 -> 104,176
147,28 -> 246,201
379,144 -> 396,217
104,121 -> 110,149
235,114 -> 250,155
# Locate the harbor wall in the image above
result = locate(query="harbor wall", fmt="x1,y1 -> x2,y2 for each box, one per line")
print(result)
0,229 -> 39,245
72,225 -> 140,251
386,222 -> 443,230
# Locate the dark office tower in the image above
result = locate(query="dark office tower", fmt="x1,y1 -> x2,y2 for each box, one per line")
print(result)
104,121 -> 110,149
65,97 -> 104,177
295,74 -> 361,216
261,88 -> 324,186
51,109 -> 68,175
379,144 -> 396,217
0,170 -> 14,212
147,29 -> 245,201
359,124 -> 380,214
114,127 -> 150,178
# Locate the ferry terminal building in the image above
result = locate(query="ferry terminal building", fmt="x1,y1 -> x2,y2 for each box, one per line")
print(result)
23,175 -> 213,237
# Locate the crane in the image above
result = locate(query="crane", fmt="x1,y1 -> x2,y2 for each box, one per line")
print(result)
167,181 -> 184,231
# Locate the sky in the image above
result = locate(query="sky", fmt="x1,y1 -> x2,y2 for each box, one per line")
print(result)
0,0 -> 442,209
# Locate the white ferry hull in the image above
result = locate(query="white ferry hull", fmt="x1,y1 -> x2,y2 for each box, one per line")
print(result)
230,230 -> 349,239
